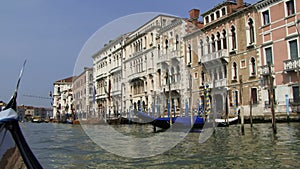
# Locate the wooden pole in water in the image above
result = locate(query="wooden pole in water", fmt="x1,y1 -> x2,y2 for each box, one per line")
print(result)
249,100 -> 253,128
168,72 -> 172,126
268,62 -> 276,133
239,75 -> 244,134
189,73 -> 193,127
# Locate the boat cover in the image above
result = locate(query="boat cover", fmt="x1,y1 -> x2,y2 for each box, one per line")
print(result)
0,108 -> 18,122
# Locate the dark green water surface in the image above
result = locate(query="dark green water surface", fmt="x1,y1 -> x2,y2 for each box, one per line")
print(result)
21,122 -> 300,169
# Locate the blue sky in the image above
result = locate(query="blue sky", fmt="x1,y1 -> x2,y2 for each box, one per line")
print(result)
0,0 -> 258,108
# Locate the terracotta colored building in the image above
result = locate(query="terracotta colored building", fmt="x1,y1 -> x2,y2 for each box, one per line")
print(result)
255,0 -> 300,113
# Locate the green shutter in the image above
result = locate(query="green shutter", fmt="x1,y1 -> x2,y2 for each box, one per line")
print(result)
289,40 -> 298,60
265,47 -> 273,64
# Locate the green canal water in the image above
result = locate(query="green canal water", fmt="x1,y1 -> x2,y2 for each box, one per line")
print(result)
21,122 -> 300,169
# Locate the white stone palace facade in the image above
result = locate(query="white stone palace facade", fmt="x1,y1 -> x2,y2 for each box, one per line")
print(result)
86,0 -> 300,119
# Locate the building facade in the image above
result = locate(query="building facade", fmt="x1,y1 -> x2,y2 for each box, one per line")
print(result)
123,15 -> 179,116
73,67 -> 94,120
52,76 -> 74,121
256,0 -> 300,113
88,0 -> 300,120
93,35 -> 126,118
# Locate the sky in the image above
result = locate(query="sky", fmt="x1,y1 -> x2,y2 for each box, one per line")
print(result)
0,0 -> 258,108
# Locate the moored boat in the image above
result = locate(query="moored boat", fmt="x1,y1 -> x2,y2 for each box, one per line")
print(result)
0,61 -> 43,168
136,111 -> 205,129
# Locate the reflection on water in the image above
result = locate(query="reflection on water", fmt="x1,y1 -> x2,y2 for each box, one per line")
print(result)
21,123 -> 300,169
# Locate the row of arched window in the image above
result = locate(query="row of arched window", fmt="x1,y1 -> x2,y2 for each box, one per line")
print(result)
187,18 -> 255,64
129,56 -> 147,74
96,53 -> 122,72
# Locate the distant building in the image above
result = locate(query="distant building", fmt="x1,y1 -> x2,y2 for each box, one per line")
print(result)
18,105 -> 51,122
52,76 -> 75,121
73,67 -> 94,120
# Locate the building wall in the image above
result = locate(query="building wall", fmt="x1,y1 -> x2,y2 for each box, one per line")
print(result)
73,67 -> 93,119
93,35 -> 125,117
52,77 -> 74,120
256,0 -> 300,113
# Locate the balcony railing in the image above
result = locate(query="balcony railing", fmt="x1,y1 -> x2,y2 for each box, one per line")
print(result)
260,64 -> 274,76
207,78 -> 227,88
202,49 -> 228,63
128,71 -> 146,81
161,82 -> 181,91
157,50 -> 180,63
283,58 -> 299,72
158,53 -> 170,63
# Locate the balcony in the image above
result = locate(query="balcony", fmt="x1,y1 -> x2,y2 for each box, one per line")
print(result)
207,78 -> 227,88
128,71 -> 146,82
260,65 -> 274,76
161,82 -> 181,91
157,53 -> 170,64
202,49 -> 228,63
157,50 -> 180,64
284,58 -> 299,72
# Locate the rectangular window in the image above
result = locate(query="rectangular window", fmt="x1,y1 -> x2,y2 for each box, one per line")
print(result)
251,88 -> 258,104
265,47 -> 273,64
289,40 -> 298,60
240,59 -> 246,68
262,10 -> 270,25
293,86 -> 300,103
286,0 -> 295,16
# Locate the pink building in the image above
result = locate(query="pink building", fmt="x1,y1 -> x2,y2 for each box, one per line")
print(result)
256,0 -> 300,112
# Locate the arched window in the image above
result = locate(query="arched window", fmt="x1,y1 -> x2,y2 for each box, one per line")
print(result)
224,65 -> 227,78
177,65 -> 181,82
201,71 -> 205,86
206,36 -> 210,54
188,44 -> 192,64
171,67 -> 175,83
232,62 -> 238,80
231,26 -> 236,50
248,18 -> 255,44
165,69 -> 169,85
211,34 -> 216,52
175,34 -> 179,50
165,39 -> 168,50
151,33 -> 154,44
217,32 -> 221,51
199,39 -> 204,57
250,57 -> 256,76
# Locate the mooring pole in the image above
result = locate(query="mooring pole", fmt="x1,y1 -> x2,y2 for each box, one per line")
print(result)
286,94 -> 290,122
268,62 -> 276,133
239,75 -> 244,134
249,100 -> 253,128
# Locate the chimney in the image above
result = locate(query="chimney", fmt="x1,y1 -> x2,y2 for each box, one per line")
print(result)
237,0 -> 244,8
189,9 -> 200,25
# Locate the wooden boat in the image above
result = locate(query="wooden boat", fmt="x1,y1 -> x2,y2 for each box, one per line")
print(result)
215,116 -> 239,127
0,61 -> 43,168
32,116 -> 42,123
136,111 -> 205,129
137,110 -> 239,129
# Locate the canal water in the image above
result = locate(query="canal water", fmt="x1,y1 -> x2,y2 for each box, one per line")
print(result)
21,122 -> 300,169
